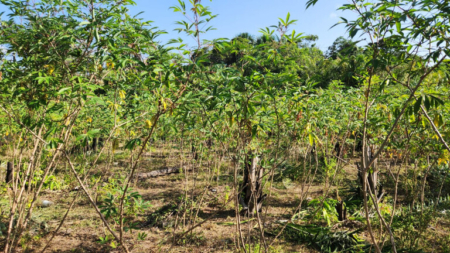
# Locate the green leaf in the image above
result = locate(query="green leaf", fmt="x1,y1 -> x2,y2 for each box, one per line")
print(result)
396,21 -> 401,33
58,87 -> 72,95
78,21 -> 90,26
87,129 -> 101,137
76,134 -> 88,142
413,97 -> 422,115
252,124 -> 258,139
349,28 -> 358,38
306,0 -> 319,9
424,96 -> 431,110
125,138 -> 142,150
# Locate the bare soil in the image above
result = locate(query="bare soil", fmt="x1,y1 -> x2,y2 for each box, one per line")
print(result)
2,146 -> 449,253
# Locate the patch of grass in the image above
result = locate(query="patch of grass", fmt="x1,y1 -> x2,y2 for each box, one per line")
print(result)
281,223 -> 367,253
175,231 -> 208,247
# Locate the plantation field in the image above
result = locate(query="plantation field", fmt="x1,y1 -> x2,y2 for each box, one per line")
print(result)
1,0 -> 450,252
2,144 -> 323,252
2,140 -> 450,252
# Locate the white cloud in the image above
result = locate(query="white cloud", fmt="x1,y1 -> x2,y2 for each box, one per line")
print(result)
329,13 -> 338,19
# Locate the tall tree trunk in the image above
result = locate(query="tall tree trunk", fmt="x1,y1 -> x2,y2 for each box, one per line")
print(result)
335,201 -> 347,221
357,144 -> 382,201
6,161 -> 13,184
240,154 -> 266,215
191,144 -> 198,160
92,137 -> 98,153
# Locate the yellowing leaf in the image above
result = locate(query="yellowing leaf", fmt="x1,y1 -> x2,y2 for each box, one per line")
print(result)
434,115 -> 440,127
438,150 -> 450,165
46,65 -> 55,75
112,139 -> 119,152
145,119 -> 152,129
119,90 -> 126,100
106,101 -> 120,112
106,61 -> 115,69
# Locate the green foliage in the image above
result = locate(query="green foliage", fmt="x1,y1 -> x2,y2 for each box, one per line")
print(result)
0,0 -> 449,251
391,207 -> 434,251
175,231 -> 207,247
99,178 -> 151,230
137,231 -> 148,241
97,234 -> 113,245
42,175 -> 65,191
306,198 -> 339,226
244,243 -> 284,253
283,224 -> 366,252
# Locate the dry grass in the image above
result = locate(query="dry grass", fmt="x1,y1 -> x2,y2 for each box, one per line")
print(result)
1,145 -> 449,253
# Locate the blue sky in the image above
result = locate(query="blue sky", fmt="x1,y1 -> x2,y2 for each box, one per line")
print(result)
128,0 -> 358,51
0,0 -> 359,52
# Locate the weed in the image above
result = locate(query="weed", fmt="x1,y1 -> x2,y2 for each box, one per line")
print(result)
176,232 -> 207,246
282,223 -> 367,252
137,232 -> 148,241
